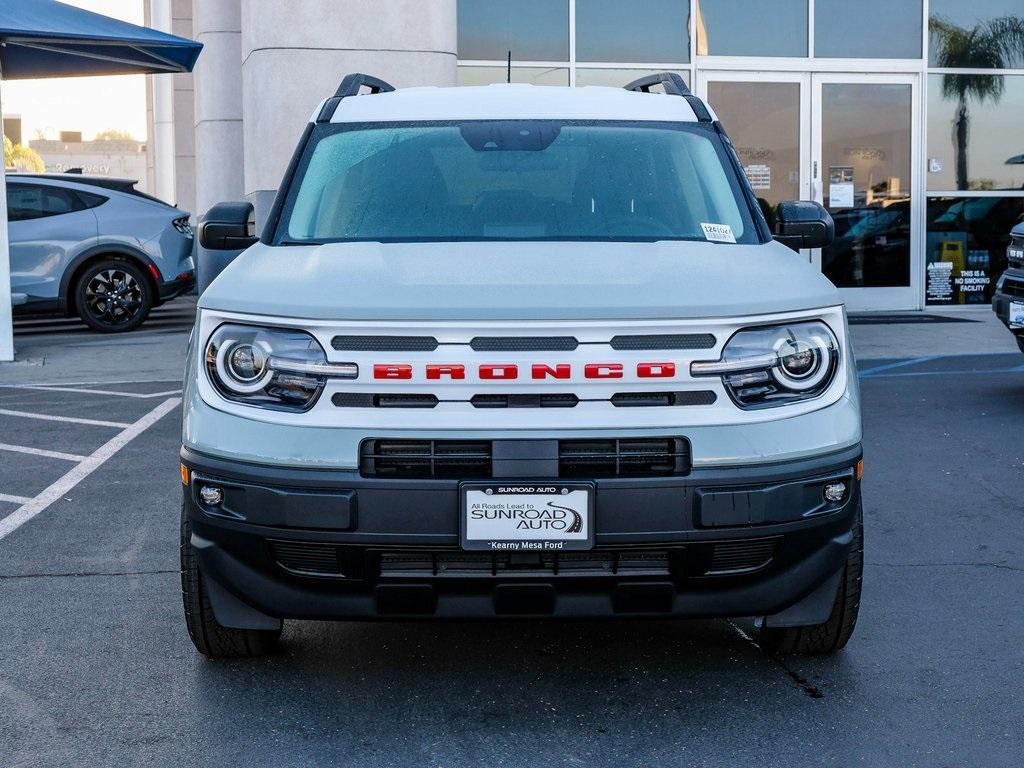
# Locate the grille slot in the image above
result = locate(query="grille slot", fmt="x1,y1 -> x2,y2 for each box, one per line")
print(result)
331,335 -> 438,352
471,393 -> 579,408
333,393 -> 439,408
359,439 -> 492,479
705,538 -> 779,575
268,541 -> 366,579
610,333 -> 716,350
470,336 -> 578,351
377,549 -> 674,578
558,438 -> 691,478
1002,277 -> 1024,298
611,390 -> 717,407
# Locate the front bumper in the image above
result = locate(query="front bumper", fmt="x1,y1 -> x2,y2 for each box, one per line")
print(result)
993,270 -> 1024,351
181,443 -> 862,623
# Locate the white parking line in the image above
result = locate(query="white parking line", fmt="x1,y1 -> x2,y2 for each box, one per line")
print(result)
0,493 -> 33,505
0,384 -> 183,399
0,398 -> 180,542
0,408 -> 130,429
0,443 -> 88,462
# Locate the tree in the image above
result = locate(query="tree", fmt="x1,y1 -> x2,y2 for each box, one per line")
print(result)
93,128 -> 136,141
930,15 -> 1024,190
3,135 -> 46,172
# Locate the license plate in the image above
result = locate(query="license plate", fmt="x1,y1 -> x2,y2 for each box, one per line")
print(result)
1011,301 -> 1024,329
460,483 -> 594,551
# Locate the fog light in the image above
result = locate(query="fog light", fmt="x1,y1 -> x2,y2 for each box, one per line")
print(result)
823,482 -> 847,503
199,485 -> 224,506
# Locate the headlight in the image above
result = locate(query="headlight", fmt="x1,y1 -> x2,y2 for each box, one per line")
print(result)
690,321 -> 840,409
205,324 -> 357,411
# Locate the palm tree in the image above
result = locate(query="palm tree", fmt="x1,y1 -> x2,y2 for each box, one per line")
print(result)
930,15 -> 1024,190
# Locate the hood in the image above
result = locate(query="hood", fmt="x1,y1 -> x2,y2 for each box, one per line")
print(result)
199,240 -> 842,321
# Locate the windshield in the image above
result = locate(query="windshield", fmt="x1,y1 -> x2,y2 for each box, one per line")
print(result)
276,120 -> 759,245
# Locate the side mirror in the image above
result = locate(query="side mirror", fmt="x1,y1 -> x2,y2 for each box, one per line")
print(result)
773,200 -> 835,251
198,202 -> 258,251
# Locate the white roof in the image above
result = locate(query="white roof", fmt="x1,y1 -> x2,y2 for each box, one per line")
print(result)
318,84 -> 715,124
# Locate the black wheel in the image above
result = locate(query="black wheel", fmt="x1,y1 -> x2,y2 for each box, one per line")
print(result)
756,498 -> 864,655
74,259 -> 153,333
180,505 -> 281,659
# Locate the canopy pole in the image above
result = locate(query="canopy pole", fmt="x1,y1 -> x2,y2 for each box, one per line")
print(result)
0,61 -> 15,363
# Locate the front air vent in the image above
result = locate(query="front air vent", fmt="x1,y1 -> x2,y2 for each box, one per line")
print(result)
331,335 -> 438,352
558,438 -> 691,478
471,393 -> 579,408
610,333 -> 716,350
333,393 -> 439,408
470,336 -> 578,351
268,540 -> 366,579
359,439 -> 492,479
611,390 -> 717,407
704,538 -> 779,575
1002,277 -> 1024,298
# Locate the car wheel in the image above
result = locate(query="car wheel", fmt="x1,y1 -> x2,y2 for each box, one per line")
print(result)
75,259 -> 153,333
755,497 -> 864,655
180,504 -> 282,659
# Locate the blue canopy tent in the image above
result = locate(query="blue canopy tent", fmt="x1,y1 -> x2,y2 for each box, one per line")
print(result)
0,0 -> 202,361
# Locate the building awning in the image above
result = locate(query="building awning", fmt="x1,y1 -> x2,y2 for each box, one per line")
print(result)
0,0 -> 201,78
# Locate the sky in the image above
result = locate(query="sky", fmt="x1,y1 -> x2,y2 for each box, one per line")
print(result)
2,0 -> 148,143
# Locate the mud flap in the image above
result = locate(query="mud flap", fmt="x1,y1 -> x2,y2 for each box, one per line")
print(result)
204,572 -> 283,631
756,569 -> 842,629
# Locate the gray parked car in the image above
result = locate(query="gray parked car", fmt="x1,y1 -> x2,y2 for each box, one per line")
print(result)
7,174 -> 195,332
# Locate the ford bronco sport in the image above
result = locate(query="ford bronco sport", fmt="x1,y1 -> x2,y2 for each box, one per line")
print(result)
182,73 -> 863,658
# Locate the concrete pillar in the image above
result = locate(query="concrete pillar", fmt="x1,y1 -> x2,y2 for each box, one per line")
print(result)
193,0 -> 243,220
239,0 -> 458,221
172,0 -> 196,214
149,0 -> 177,206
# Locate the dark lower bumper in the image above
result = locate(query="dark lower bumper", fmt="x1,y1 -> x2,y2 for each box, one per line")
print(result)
181,444 -> 862,622
158,272 -> 195,301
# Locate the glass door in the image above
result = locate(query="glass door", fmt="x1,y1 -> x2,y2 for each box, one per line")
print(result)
698,71 -> 812,259
812,74 -> 921,310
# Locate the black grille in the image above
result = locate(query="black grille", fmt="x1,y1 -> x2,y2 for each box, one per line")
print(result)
333,393 -> 439,408
331,335 -> 438,352
378,549 -> 673,578
359,439 -> 492,478
268,541 -> 365,578
705,538 -> 779,575
470,336 -> 578,351
559,438 -> 691,478
1003,277 -> 1024,298
610,333 -> 716,350
611,390 -> 717,407
471,393 -> 579,408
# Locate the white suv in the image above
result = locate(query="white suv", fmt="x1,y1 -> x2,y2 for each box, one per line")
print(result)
182,73 -> 863,658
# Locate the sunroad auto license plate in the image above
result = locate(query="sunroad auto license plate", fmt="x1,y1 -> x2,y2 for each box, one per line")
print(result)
461,483 -> 594,551
1010,301 -> 1024,329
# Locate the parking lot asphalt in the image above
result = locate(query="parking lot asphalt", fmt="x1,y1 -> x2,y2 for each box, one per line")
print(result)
1,344 -> 1022,767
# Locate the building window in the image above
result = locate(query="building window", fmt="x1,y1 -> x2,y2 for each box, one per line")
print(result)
575,0 -> 689,63
575,68 -> 689,88
814,0 -> 922,59
457,0 -> 569,61
925,197 -> 1024,305
457,67 -> 570,87
695,0 -> 808,57
929,1 -> 1024,69
927,74 -> 1024,192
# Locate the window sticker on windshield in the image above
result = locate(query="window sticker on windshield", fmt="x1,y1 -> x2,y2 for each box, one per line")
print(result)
701,223 -> 736,243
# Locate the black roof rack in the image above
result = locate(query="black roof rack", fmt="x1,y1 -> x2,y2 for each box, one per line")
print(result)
316,72 -> 396,123
623,72 -> 713,123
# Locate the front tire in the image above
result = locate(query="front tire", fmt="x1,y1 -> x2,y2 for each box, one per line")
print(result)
180,505 -> 281,658
75,259 -> 153,333
756,498 -> 864,655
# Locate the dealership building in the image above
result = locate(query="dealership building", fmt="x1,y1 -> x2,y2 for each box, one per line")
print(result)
149,0 -> 1024,312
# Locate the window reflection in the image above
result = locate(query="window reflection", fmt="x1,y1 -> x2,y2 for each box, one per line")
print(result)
929,1 -> 1024,68
695,0 -> 807,57
457,0 -> 569,61
575,0 -> 689,63
457,67 -> 570,87
926,197 -> 1024,304
575,69 -> 689,88
927,75 -> 1024,191
815,0 -> 922,58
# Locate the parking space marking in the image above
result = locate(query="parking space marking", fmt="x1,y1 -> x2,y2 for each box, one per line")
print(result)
0,398 -> 180,542
0,493 -> 33,505
0,443 -> 87,462
0,384 -> 183,399
0,408 -> 131,429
